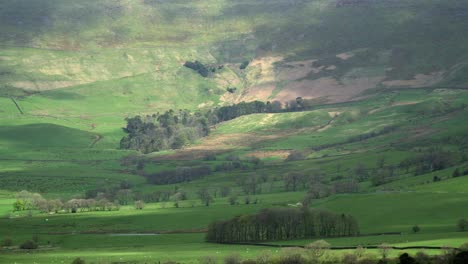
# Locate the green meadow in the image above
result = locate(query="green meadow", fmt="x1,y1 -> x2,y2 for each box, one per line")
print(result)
1,0 -> 468,263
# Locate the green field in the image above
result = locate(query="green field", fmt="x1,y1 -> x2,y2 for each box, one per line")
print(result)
2,0 -> 468,263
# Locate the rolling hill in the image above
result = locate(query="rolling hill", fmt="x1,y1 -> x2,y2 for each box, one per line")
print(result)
1,0 -> 468,263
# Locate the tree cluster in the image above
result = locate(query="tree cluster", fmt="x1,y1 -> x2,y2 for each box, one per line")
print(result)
12,191 -> 120,214
120,110 -> 210,153
399,148 -> 453,176
206,207 -> 359,243
183,61 -> 223,77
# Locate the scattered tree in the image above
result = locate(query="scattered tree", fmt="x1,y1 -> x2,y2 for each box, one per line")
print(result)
378,243 -> 391,261
228,195 -> 238,205
306,240 -> 330,259
135,200 -> 145,210
412,225 -> 421,233
198,188 -> 214,206
224,253 -> 241,264
399,253 -> 416,264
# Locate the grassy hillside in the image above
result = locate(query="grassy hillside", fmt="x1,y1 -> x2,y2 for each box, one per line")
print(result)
1,0 -> 468,263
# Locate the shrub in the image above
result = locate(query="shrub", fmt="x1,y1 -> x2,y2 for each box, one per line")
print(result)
20,240 -> 38,250
71,258 -> 86,264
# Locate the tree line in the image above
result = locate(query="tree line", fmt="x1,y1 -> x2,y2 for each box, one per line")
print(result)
12,190 -> 121,214
206,207 -> 359,243
121,99 -> 315,153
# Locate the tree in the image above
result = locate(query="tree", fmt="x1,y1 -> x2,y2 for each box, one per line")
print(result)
377,156 -> 386,168
284,172 -> 305,191
13,199 -> 25,211
198,188 -> 214,206
453,168 -> 461,178
354,163 -> 368,182
135,200 -> 145,210
20,240 -> 38,250
116,189 -> 133,205
224,254 -> 241,264
228,195 -> 238,205
378,243 -> 391,261
458,218 -> 468,231
412,225 -> 420,233
239,61 -> 249,70
220,186 -> 231,197
306,240 -> 330,259
399,253 -> 416,264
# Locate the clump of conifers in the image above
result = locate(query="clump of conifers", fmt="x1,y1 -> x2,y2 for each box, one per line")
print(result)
206,207 -> 359,243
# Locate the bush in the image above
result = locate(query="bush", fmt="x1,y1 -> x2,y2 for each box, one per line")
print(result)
20,240 -> 38,250
71,258 -> 86,264
1,237 -> 13,247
